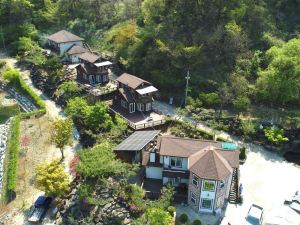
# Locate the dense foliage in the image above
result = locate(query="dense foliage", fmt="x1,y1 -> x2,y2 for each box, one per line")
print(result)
2,68 -> 46,115
35,159 -> 70,197
77,142 -> 132,179
5,116 -> 20,195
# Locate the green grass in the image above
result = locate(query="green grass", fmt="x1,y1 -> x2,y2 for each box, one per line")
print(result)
1,116 -> 20,203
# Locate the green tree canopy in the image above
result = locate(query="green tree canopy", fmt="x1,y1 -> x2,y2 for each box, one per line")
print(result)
77,142 -> 132,179
257,38 -> 300,105
35,159 -> 70,197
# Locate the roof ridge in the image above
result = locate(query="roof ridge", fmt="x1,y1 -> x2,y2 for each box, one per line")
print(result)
161,135 -> 219,143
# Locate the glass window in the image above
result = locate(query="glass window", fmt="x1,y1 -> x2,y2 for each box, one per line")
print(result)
170,157 -> 182,168
192,174 -> 198,187
190,192 -> 196,204
203,180 -> 215,191
201,198 -> 213,209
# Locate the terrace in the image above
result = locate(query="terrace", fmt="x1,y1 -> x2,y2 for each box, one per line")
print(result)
109,104 -> 166,130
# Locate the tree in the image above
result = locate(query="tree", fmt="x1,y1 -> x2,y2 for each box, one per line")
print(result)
84,102 -> 113,132
241,119 -> 256,137
77,142 -> 133,179
35,160 -> 70,197
233,95 -> 251,117
56,81 -> 82,103
49,118 -> 73,161
257,38 -> 300,105
145,208 -> 172,225
264,127 -> 289,146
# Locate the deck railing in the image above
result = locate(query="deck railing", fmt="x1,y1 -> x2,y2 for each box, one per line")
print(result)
109,107 -> 166,130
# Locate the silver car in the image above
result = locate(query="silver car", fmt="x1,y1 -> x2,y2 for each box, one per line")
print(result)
244,204 -> 264,225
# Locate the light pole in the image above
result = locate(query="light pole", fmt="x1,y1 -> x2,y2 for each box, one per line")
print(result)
184,70 -> 190,107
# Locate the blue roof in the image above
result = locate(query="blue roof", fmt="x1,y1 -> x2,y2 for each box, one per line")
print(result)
221,142 -> 237,150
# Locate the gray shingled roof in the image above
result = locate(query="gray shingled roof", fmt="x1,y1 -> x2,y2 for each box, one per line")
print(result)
114,130 -> 161,151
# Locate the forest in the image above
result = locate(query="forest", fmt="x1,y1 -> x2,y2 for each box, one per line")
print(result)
1,0 -> 300,109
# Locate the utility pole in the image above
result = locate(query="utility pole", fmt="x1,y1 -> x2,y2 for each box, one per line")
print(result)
184,70 -> 190,107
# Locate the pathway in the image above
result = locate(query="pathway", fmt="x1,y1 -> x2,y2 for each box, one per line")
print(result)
153,100 -> 300,224
0,53 -> 82,225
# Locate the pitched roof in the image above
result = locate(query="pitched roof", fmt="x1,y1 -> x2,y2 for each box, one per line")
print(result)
114,130 -> 161,151
67,45 -> 89,55
158,136 -> 221,157
48,30 -> 84,43
189,149 -> 233,180
79,52 -> 101,63
116,73 -> 151,90
119,88 -> 134,103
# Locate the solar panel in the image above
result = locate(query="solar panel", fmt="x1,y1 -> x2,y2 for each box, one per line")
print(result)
114,130 -> 161,151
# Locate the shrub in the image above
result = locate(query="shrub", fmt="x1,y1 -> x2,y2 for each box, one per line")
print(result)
193,220 -> 202,225
239,146 -> 247,160
2,68 -> 46,115
4,116 -> 20,201
179,213 -> 188,223
167,206 -> 175,216
264,127 -> 289,145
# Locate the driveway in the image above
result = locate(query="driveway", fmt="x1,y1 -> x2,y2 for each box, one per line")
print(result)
154,100 -> 300,224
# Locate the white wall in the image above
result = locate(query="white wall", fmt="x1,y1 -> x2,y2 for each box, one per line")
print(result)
59,41 -> 83,55
146,167 -> 162,179
163,156 -> 188,171
70,54 -> 81,63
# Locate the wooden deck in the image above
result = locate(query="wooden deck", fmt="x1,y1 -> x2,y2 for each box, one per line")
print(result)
109,105 -> 166,130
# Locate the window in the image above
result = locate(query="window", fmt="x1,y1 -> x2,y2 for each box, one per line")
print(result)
201,198 -> 213,210
168,177 -> 180,186
121,99 -> 127,109
145,102 -> 152,111
170,157 -> 182,168
192,174 -> 199,187
190,192 -> 197,204
103,74 -> 108,82
137,103 -> 144,111
129,103 -> 135,113
203,180 -> 215,192
96,75 -> 101,83
83,74 -> 87,80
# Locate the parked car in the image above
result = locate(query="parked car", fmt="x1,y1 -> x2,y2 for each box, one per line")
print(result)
243,204 -> 264,225
28,196 -> 53,223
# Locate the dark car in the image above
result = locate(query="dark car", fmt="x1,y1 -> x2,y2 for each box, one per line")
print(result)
28,196 -> 53,223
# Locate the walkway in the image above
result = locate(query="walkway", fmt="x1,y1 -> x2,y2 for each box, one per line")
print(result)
153,100 -> 300,224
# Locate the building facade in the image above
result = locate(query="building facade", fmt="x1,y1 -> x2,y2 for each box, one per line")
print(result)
113,73 -> 158,114
145,136 -> 239,213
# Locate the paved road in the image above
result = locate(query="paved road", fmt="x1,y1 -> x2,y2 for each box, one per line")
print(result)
153,100 -> 300,224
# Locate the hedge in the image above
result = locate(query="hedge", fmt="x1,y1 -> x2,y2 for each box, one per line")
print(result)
2,68 -> 46,116
2,116 -> 20,202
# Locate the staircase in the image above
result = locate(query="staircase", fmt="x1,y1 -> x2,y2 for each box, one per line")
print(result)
228,168 -> 239,204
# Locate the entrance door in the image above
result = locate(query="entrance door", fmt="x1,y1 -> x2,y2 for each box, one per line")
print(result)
129,103 -> 135,113
200,198 -> 213,211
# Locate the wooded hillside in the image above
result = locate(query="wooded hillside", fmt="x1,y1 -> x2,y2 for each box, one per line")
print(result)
1,0 -> 300,107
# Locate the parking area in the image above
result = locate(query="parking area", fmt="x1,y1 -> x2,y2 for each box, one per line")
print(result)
224,142 -> 300,224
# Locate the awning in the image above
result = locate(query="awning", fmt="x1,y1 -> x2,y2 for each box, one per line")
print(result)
136,86 -> 158,95
94,61 -> 113,67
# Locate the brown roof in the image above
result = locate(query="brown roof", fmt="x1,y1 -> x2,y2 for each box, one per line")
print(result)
48,30 -> 84,43
158,136 -> 221,157
79,52 -> 101,63
116,73 -> 151,90
67,45 -> 89,55
189,149 -> 233,180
